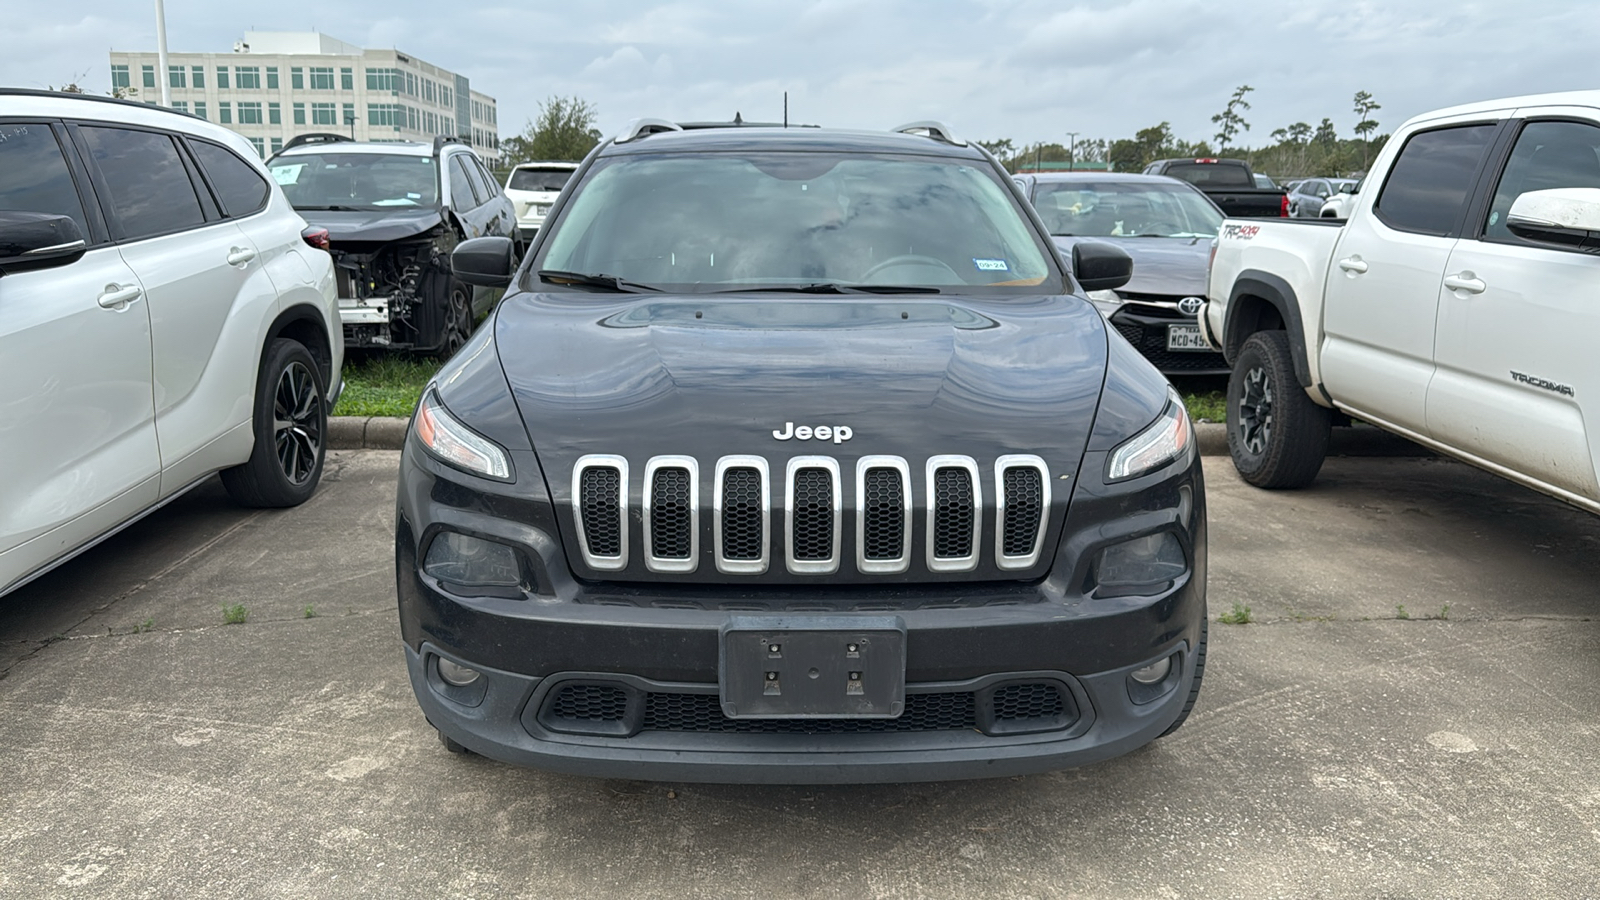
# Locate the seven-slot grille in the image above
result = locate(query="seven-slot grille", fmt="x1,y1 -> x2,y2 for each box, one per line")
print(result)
573,454 -> 1051,576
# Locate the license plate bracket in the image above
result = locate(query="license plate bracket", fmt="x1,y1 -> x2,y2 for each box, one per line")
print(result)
1166,323 -> 1209,351
720,616 -> 906,719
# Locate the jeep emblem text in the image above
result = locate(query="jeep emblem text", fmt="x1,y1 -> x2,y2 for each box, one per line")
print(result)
772,422 -> 854,444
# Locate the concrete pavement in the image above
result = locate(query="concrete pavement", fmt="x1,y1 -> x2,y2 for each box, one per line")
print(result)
2,450 -> 1596,898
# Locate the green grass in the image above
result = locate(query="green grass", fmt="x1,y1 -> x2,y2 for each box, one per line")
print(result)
333,355 -> 438,418
1218,602 -> 1254,625
1182,390 -> 1227,423
222,604 -> 250,625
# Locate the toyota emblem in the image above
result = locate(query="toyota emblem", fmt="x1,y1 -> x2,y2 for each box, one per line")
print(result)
1178,297 -> 1204,316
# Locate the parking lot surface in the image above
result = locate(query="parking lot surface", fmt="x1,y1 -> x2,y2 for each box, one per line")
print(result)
3,449 -> 1597,898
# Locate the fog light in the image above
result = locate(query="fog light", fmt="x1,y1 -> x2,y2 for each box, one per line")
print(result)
437,658 -> 481,687
1130,656 -> 1172,685
1095,532 -> 1186,590
424,532 -> 522,587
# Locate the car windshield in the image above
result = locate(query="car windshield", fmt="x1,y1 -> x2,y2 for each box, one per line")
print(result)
1031,181 -> 1224,238
508,167 -> 575,192
268,153 -> 439,209
535,151 -> 1058,293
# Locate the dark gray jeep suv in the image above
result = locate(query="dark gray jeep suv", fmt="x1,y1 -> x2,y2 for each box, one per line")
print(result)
394,119 -> 1208,783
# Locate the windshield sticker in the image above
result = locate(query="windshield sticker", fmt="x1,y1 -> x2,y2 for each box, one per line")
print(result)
269,164 -> 305,185
973,258 -> 1010,272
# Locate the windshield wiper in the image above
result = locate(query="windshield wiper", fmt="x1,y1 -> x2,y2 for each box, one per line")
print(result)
537,269 -> 661,292
717,282 -> 942,295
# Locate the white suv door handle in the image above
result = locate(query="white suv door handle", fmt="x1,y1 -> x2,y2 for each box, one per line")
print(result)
1337,256 -> 1368,274
1443,272 -> 1486,294
227,246 -> 257,266
97,283 -> 143,310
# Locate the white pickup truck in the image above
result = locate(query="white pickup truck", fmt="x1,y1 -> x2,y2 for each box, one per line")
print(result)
1201,91 -> 1600,515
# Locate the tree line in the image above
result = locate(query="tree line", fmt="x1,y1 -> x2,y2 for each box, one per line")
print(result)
982,87 -> 1389,179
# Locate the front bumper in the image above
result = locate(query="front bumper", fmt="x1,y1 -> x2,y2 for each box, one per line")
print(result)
395,433 -> 1207,784
1108,306 -> 1229,376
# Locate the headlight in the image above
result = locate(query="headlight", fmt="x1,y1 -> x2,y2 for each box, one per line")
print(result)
424,531 -> 523,587
1085,289 -> 1122,317
414,390 -> 512,480
1105,388 -> 1192,482
1095,532 -> 1186,590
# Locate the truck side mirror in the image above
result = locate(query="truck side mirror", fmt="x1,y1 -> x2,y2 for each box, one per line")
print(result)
1072,241 -> 1133,293
452,236 -> 515,288
0,212 -> 86,277
1506,188 -> 1600,252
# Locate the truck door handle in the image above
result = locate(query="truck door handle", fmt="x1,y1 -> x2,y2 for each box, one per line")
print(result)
1443,272 -> 1486,294
97,283 -> 143,310
227,246 -> 257,267
1337,257 -> 1368,274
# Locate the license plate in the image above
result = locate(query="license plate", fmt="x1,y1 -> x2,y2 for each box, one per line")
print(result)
720,616 -> 906,719
1166,324 -> 1210,351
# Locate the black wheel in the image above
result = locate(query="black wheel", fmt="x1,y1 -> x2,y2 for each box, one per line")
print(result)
1158,615 -> 1206,739
436,280 -> 473,360
1227,330 -> 1330,488
438,729 -> 472,755
220,338 -> 326,508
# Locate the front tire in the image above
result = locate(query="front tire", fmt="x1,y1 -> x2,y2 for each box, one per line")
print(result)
1158,615 -> 1207,739
435,279 -> 473,360
221,338 -> 326,508
1227,330 -> 1330,488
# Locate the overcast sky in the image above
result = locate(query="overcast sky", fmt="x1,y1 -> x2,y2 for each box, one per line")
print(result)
5,0 -> 1597,150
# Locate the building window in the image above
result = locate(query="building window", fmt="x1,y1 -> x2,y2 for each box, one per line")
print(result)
440,85 -> 451,106
236,66 -> 261,89
404,71 -> 416,96
292,103 -> 305,125
248,137 -> 265,158
340,67 -> 353,90
111,65 -> 130,89
216,66 -> 230,89
142,65 -> 155,88
268,102 -> 281,125
238,102 -> 263,125
407,105 -> 418,130
171,100 -> 188,113
311,102 -> 337,126
291,67 -> 303,89
218,101 -> 232,124
167,66 -> 184,88
191,65 -> 205,88
270,138 -> 283,154
342,103 -> 355,127
368,103 -> 401,127
309,67 -> 334,90
266,67 -> 278,89
194,101 -> 207,121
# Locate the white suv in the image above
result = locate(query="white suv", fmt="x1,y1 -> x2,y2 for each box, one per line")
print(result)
504,161 -> 577,239
0,90 -> 343,597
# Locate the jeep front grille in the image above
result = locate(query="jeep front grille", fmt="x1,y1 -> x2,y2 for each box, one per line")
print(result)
571,454 -> 1051,577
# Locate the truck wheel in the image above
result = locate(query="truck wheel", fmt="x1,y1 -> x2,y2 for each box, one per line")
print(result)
436,280 -> 473,360
1158,615 -> 1206,739
221,338 -> 326,508
1227,330 -> 1330,488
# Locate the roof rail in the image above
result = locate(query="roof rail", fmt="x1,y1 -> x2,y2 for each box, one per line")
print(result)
433,134 -> 464,154
892,121 -> 966,147
282,132 -> 354,151
615,117 -> 683,144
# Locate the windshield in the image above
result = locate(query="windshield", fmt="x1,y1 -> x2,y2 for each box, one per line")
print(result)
1031,181 -> 1224,238
508,167 -> 575,193
1161,162 -> 1252,187
269,153 -> 439,209
536,151 -> 1058,293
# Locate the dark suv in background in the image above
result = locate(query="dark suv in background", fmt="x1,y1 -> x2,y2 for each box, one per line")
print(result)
267,134 -> 515,356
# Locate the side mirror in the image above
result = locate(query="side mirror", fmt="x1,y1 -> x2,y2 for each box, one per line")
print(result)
1337,183 -> 1356,194
0,212 -> 86,276
1072,241 -> 1133,293
452,236 -> 515,288
1506,188 -> 1600,252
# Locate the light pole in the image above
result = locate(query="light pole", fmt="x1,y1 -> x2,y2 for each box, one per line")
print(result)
1066,131 -> 1079,170
154,0 -> 171,107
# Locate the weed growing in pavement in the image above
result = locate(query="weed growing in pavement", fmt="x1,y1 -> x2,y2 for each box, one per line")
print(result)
1395,604 -> 1410,620
1438,603 -> 1451,620
303,604 -> 317,618
222,604 -> 249,625
133,618 -> 154,634
1219,602 -> 1254,625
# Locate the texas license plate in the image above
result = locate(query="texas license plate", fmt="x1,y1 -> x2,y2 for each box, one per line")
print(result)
1166,324 -> 1209,351
720,617 -> 906,719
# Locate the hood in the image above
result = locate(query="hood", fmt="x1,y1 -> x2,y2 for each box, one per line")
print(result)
1053,235 -> 1210,297
494,293 -> 1110,583
297,207 -> 445,243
